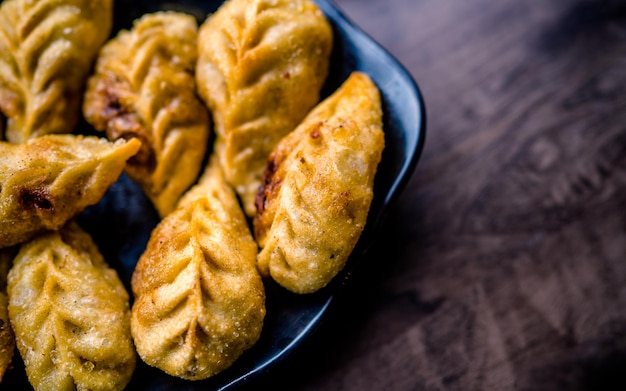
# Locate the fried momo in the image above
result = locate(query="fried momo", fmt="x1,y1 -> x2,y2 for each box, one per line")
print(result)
83,12 -> 210,217
7,222 -> 136,391
254,72 -> 385,294
196,0 -> 333,216
0,248 -> 16,382
131,157 -> 265,380
0,0 -> 113,144
0,135 -> 141,248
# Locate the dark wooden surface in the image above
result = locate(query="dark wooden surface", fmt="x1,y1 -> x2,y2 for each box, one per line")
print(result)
256,1 -> 626,390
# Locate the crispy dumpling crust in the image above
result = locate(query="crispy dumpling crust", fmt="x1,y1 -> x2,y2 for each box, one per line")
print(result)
83,12 -> 210,218
0,247 -> 16,382
0,135 -> 141,249
196,0 -> 333,216
0,291 -> 13,383
254,72 -> 385,294
7,222 -> 136,391
131,158 -> 265,380
0,0 -> 113,144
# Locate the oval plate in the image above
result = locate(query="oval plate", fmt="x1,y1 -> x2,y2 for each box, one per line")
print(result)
3,0 -> 426,389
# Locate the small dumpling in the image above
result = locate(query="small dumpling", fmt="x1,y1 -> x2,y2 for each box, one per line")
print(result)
7,222 -> 136,391
0,0 -> 113,144
83,11 -> 210,217
131,157 -> 265,380
0,247 -> 16,382
254,72 -> 385,294
196,0 -> 333,216
0,134 -> 141,248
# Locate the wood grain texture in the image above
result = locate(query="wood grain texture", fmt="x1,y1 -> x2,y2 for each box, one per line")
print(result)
249,0 -> 626,390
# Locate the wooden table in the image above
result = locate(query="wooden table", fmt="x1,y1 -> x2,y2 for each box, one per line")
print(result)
253,1 -> 626,390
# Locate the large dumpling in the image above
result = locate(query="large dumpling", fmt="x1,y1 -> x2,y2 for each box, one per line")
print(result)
254,72 -> 385,294
0,0 -> 113,144
83,11 -> 210,217
131,157 -> 265,380
0,135 -> 141,248
196,0 -> 333,216
7,222 -> 136,391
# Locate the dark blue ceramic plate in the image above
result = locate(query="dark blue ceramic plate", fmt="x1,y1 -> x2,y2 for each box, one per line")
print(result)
4,0 -> 425,389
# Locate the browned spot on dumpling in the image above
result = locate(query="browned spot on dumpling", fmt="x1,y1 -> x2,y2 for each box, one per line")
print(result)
309,121 -> 324,139
87,74 -> 157,171
18,188 -> 54,211
254,151 -> 284,239
107,115 -> 155,171
87,73 -> 133,128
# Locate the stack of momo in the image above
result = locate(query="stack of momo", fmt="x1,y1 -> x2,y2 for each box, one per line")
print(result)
0,0 -> 386,387
128,0 -> 335,380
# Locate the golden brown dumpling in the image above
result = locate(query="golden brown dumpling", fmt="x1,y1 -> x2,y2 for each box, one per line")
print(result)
83,11 -> 210,217
196,0 -> 333,216
0,0 -> 113,144
7,222 -> 136,391
0,247 -> 16,382
131,157 -> 265,380
0,135 -> 141,248
254,72 -> 385,294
